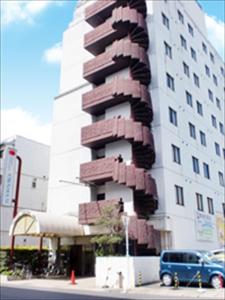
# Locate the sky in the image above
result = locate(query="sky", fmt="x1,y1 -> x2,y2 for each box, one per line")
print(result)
1,0 -> 225,145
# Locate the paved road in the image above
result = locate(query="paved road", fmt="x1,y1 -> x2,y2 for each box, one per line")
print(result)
0,286 -> 197,300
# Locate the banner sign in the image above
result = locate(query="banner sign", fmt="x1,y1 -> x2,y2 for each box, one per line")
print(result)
1,146 -> 17,206
216,215 -> 225,246
195,211 -> 213,241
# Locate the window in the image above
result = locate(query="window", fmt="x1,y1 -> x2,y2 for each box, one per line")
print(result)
196,193 -> 204,211
163,252 -> 185,263
210,52 -> 214,63
202,42 -> 207,53
172,144 -> 181,164
215,143 -> 221,156
221,67 -> 225,77
97,193 -> 105,201
169,107 -> 177,126
32,179 -> 37,188
207,197 -> 214,215
192,156 -> 200,174
193,73 -> 200,87
199,131 -> 206,146
177,10 -> 184,23
180,35 -> 187,49
203,163 -> 210,179
211,115 -> 217,128
222,203 -> 225,218
186,91 -> 192,106
208,89 -> 213,102
196,101 -> 203,116
183,62 -> 190,77
223,148 -> 225,160
213,74 -> 218,86
166,73 -> 175,91
216,98 -> 221,110
175,185 -> 184,206
164,41 -> 172,58
162,13 -> 169,29
189,122 -> 196,139
188,23 -> 194,36
219,122 -> 224,135
205,65 -> 210,77
218,172 -> 225,186
191,48 -> 197,61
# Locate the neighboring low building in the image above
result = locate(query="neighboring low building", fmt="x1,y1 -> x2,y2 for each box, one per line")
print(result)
0,135 -> 50,247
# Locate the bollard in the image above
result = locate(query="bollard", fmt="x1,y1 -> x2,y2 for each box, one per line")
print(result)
117,272 -> 123,289
137,271 -> 142,286
173,272 -> 179,289
70,270 -> 76,285
197,271 -> 202,289
219,274 -> 223,289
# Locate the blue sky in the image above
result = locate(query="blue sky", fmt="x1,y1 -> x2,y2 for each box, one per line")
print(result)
1,0 -> 224,144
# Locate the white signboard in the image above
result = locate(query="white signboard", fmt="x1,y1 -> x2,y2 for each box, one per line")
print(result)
1,146 -> 17,206
195,211 -> 214,241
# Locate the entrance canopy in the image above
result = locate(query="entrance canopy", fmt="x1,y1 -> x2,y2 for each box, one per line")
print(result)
9,210 -> 84,238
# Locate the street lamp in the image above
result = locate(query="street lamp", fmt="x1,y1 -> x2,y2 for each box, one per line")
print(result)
121,215 -> 129,292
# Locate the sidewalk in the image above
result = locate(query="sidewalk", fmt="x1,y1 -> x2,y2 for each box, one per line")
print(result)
1,276 -> 224,299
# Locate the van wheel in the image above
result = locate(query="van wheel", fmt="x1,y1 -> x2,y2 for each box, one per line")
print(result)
162,273 -> 172,286
211,275 -> 222,289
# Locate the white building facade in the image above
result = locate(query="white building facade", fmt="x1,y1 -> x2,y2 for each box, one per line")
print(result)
0,136 -> 50,247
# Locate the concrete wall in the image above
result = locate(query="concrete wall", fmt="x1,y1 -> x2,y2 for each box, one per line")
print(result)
95,256 -> 160,289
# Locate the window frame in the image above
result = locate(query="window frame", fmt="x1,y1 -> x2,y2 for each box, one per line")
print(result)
175,185 -> 184,206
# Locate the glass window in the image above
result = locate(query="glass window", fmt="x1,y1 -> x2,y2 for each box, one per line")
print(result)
207,197 -> 214,214
218,172 -> 225,187
219,122 -> 224,135
164,41 -> 172,58
199,131 -> 206,146
188,23 -> 194,36
193,73 -> 200,87
192,156 -> 200,174
210,52 -> 214,63
208,89 -> 213,102
196,193 -> 204,211
162,13 -> 169,29
202,42 -> 207,53
183,62 -> 190,77
213,74 -> 218,86
216,98 -> 221,110
215,143 -> 221,156
184,253 -> 200,264
211,115 -> 217,128
203,163 -> 210,179
196,101 -> 203,116
163,252 -> 185,263
191,47 -> 197,61
222,203 -> 225,218
169,107 -> 177,126
205,65 -> 210,77
175,185 -> 184,206
172,144 -> 181,164
166,73 -> 175,91
186,91 -> 192,106
189,122 -> 196,139
178,10 -> 184,24
221,67 -> 225,77
180,35 -> 187,49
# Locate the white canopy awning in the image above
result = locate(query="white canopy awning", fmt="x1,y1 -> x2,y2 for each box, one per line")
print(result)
9,211 -> 84,238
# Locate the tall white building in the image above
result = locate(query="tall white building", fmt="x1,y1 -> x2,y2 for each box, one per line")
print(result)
9,0 -> 225,276
0,135 -> 50,247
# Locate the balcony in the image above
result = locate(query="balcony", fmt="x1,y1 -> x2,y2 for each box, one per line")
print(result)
85,0 -> 147,27
84,6 -> 148,55
80,157 -> 157,198
83,39 -> 150,85
79,198 -> 121,225
82,77 -> 153,125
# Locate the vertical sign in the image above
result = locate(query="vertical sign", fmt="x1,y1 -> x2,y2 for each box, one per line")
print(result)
1,146 -> 17,206
195,211 -> 214,241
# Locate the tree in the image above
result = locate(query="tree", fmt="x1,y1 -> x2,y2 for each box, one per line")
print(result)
91,203 -> 124,256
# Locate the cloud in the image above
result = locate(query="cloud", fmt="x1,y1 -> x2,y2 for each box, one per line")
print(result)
205,14 -> 225,59
1,0 -> 64,26
1,107 -> 52,145
43,42 -> 62,64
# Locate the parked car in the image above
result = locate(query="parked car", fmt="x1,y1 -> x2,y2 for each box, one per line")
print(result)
210,248 -> 225,263
160,250 -> 225,288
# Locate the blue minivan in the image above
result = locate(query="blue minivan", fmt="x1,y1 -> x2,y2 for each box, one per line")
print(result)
160,250 -> 225,288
